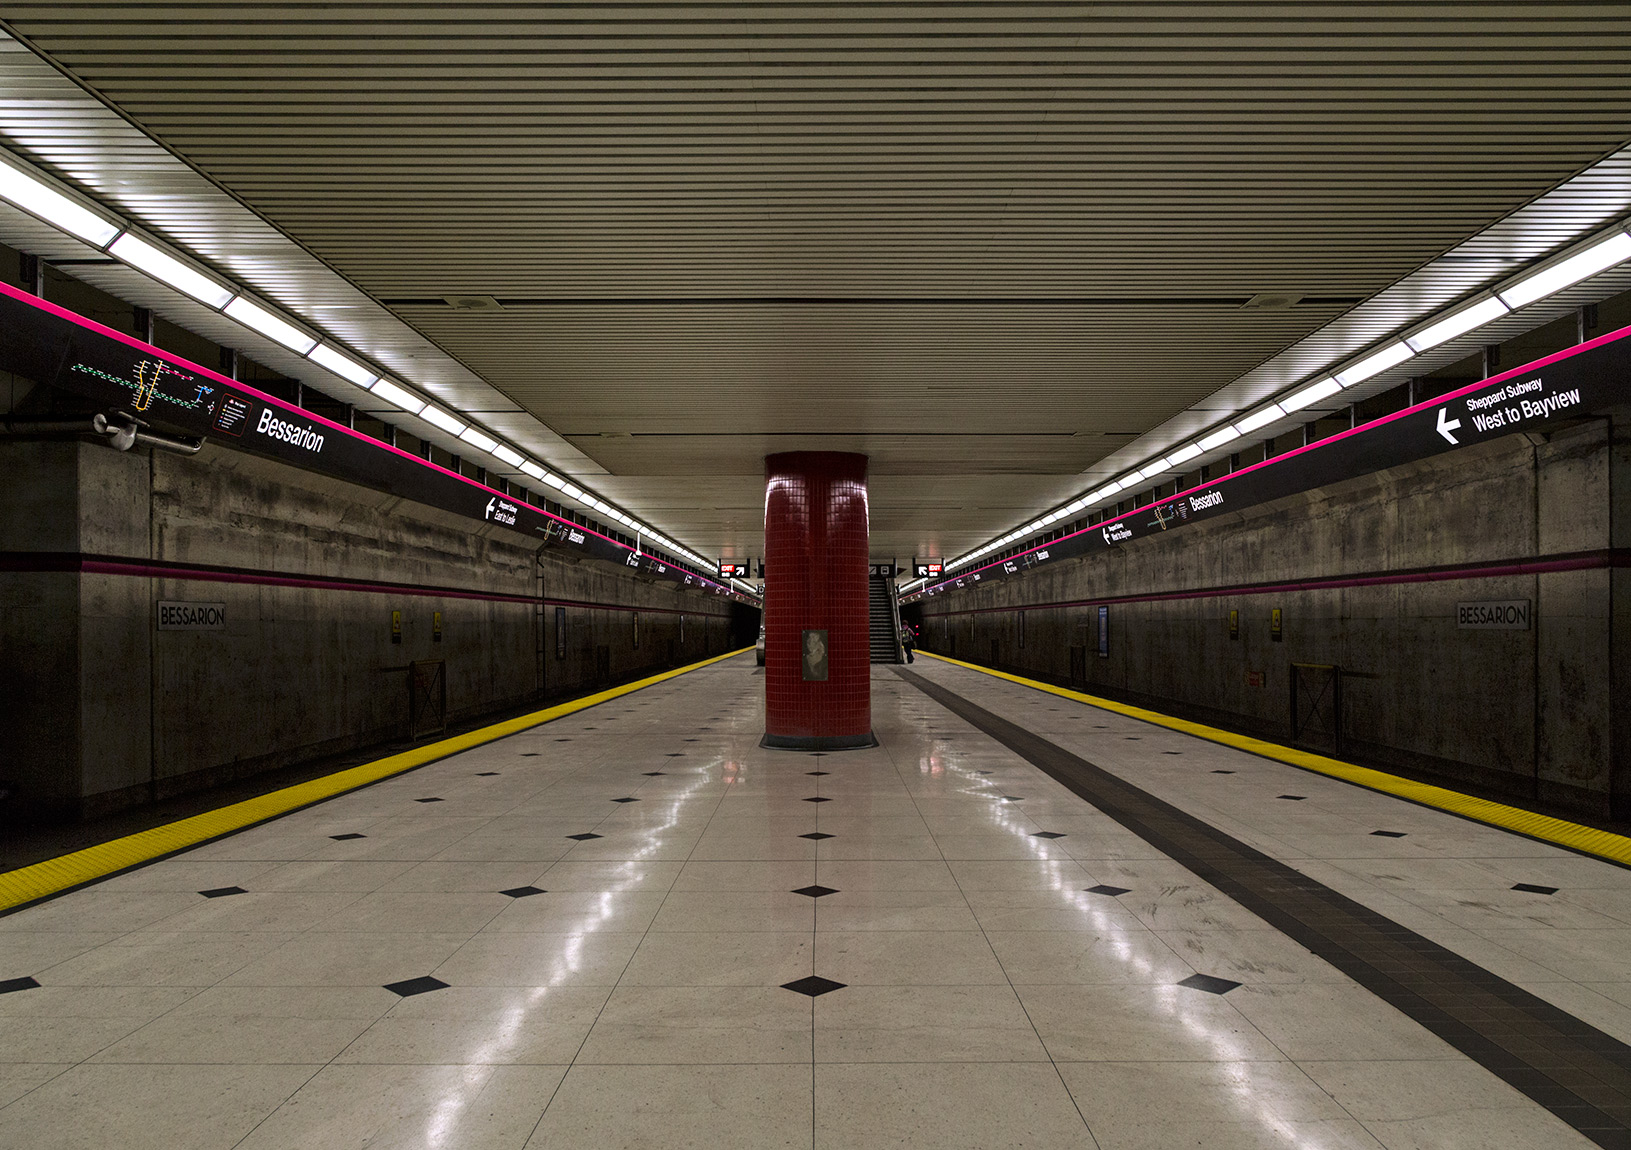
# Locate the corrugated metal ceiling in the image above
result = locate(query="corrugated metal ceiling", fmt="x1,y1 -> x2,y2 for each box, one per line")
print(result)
2,3 -> 1630,563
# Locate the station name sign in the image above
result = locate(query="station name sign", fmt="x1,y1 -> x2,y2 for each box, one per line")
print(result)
1457,600 -> 1531,630
0,283 -> 752,605
157,600 -> 225,631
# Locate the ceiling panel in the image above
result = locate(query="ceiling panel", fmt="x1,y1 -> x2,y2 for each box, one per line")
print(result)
2,4 -> 1629,562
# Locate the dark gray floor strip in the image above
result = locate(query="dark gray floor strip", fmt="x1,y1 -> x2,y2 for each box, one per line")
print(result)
896,667 -> 1631,1148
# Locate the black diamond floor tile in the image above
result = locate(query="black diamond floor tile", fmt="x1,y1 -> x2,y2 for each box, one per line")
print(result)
1278,795 -> 1307,801
1163,751 -> 1183,755
1371,830 -> 1407,838
0,977 -> 40,994
500,886 -> 546,898
643,771 -> 666,776
782,976 -> 846,997
566,833 -> 603,841
1085,884 -> 1131,896
804,796 -> 832,803
330,833 -> 367,841
807,771 -> 830,776
611,797 -> 640,803
556,738 -> 572,742
976,771 -> 994,775
1211,770 -> 1236,775
384,976 -> 449,998
415,797 -> 444,804
1032,831 -> 1066,839
800,832 -> 835,841
1179,973 -> 1242,995
666,753 -> 685,757
792,885 -> 839,898
1001,796 -> 1024,802
520,753 -> 540,757
198,886 -> 247,898
1513,883 -> 1560,895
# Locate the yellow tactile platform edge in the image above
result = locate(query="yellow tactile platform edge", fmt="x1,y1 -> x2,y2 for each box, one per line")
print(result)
920,651 -> 1631,868
0,647 -> 754,913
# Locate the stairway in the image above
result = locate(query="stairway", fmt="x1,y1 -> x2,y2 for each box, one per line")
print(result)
868,577 -> 901,663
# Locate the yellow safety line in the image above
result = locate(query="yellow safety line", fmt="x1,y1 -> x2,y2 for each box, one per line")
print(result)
0,647 -> 755,913
919,651 -> 1631,868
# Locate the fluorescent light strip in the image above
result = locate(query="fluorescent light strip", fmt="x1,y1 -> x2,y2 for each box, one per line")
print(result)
0,151 -> 719,576
1234,404 -> 1286,434
0,159 -> 121,247
1498,231 -> 1631,309
1281,377 -> 1342,414
1334,341 -> 1414,387
930,221 -> 1631,579
1405,297 -> 1510,351
223,296 -> 318,354
308,344 -> 378,387
368,378 -> 424,415
109,234 -> 233,309
419,406 -> 465,436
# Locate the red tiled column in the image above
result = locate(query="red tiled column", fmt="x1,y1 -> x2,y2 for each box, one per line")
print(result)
761,451 -> 876,750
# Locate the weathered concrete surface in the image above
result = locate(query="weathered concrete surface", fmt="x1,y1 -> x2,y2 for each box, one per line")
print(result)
0,438 -> 744,820
914,417 -> 1629,818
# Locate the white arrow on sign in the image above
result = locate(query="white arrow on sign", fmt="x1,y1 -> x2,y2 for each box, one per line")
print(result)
1436,407 -> 1461,445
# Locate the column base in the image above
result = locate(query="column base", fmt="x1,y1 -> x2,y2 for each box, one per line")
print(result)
760,731 -> 879,752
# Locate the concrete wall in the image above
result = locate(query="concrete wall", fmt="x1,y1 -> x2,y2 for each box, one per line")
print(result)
912,417 -> 1629,819
0,437 -> 746,820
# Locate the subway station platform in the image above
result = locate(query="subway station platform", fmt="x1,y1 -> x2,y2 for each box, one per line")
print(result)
2,653 -> 1627,1149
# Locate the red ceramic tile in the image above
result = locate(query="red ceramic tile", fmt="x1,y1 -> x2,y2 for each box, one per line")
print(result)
763,451 -> 871,738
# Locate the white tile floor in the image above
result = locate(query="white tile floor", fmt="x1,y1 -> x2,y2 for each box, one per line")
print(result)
0,653 -> 1618,1148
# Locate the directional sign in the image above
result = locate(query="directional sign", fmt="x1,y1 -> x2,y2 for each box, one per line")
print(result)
718,561 -> 750,578
905,321 -> 1631,602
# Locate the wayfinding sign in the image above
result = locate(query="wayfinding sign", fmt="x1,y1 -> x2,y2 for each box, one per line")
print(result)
907,321 -> 1631,601
0,282 -> 753,604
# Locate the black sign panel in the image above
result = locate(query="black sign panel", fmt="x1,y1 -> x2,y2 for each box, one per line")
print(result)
907,322 -> 1631,601
0,282 -> 752,603
912,559 -> 943,578
718,561 -> 750,578
869,562 -> 897,578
